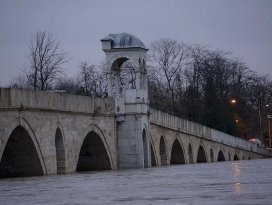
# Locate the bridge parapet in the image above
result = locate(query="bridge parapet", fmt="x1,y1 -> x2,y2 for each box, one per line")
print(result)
0,88 -> 115,115
210,129 -> 271,156
150,108 -> 212,139
150,108 -> 272,156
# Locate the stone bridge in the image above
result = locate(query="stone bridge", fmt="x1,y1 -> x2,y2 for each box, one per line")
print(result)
149,109 -> 270,166
0,88 -> 117,177
0,33 -> 271,178
0,88 -> 271,177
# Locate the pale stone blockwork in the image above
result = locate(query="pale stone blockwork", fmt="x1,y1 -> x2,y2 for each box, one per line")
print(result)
0,88 -> 117,175
101,33 -> 150,169
149,108 -> 270,167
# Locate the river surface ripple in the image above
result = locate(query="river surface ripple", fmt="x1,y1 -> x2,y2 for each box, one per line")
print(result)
0,159 -> 272,205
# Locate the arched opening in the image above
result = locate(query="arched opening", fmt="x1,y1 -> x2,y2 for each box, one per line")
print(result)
142,129 -> 148,168
170,139 -> 185,165
0,126 -> 44,178
142,59 -> 146,68
188,143 -> 193,163
150,143 -> 156,166
76,131 -> 111,172
55,128 -> 65,174
234,154 -> 239,161
197,145 -> 207,163
160,136 -> 167,166
210,149 -> 214,162
111,58 -> 137,93
218,150 -> 225,162
112,57 -> 129,70
119,60 -> 136,90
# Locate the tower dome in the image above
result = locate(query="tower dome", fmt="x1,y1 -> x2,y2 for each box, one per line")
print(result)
101,33 -> 146,49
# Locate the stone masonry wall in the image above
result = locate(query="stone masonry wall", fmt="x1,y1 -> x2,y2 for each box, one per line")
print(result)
0,88 -> 117,174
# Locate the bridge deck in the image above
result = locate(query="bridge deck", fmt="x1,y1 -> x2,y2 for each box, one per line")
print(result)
0,88 -> 115,115
150,108 -> 271,157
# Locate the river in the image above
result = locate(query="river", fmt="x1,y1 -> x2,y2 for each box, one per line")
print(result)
0,159 -> 271,205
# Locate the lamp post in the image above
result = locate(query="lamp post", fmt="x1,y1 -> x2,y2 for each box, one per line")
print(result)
267,103 -> 272,148
258,102 -> 262,141
265,103 -> 271,148
230,98 -> 237,122
268,115 -> 272,148
230,98 -> 241,135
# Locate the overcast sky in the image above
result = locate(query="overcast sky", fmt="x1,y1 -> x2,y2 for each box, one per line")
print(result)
0,0 -> 271,86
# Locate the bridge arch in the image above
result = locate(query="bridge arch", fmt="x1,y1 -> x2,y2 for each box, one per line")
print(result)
76,125 -> 113,171
0,125 -> 45,177
188,143 -> 193,163
55,128 -> 65,174
210,148 -> 214,162
197,144 -> 207,163
150,135 -> 157,166
0,117 -> 46,176
234,153 -> 239,161
170,139 -> 185,165
142,129 -> 148,168
159,135 -> 167,166
218,150 -> 226,161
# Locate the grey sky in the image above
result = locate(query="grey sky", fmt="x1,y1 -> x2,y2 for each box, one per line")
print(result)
0,0 -> 271,85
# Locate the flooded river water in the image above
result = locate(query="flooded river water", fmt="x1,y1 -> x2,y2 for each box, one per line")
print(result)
0,159 -> 271,205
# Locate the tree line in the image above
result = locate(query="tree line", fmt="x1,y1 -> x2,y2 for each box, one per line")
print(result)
8,31 -> 272,144
148,39 -> 272,143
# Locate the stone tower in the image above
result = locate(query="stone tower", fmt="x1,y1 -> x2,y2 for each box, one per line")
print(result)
101,33 -> 150,168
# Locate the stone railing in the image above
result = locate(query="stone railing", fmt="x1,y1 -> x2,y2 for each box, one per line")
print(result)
0,88 -> 115,115
150,108 -> 272,156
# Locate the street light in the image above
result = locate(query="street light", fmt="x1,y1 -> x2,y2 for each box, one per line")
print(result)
230,98 -> 240,133
230,99 -> 237,104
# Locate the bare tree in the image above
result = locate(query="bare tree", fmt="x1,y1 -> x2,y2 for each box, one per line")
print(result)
8,74 -> 29,89
27,31 -> 69,90
149,39 -> 189,106
184,45 -> 210,93
54,77 -> 80,94
78,61 -> 106,96
119,60 -> 136,90
245,73 -> 272,138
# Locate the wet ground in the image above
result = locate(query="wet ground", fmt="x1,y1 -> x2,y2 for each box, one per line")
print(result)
0,159 -> 271,205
